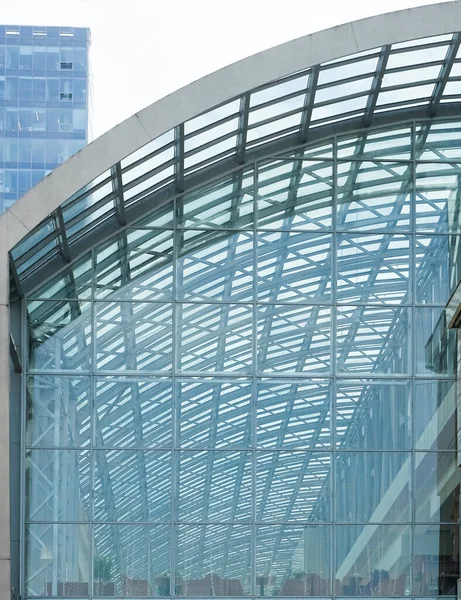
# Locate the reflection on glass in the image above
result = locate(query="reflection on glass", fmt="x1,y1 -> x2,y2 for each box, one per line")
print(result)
178,231 -> 253,302
335,452 -> 411,522
177,167 -> 254,229
335,525 -> 411,597
93,450 -> 171,522
414,525 -> 459,596
95,302 -> 173,372
336,380 -> 411,450
258,232 -> 332,303
26,375 -> 90,448
415,162 -> 461,233
337,128 -> 412,161
258,159 -> 333,230
414,380 -> 456,451
336,161 -> 411,231
176,525 -> 251,596
26,450 -> 90,522
337,234 -> 410,304
178,451 -> 252,522
415,452 -> 460,523
415,235 -> 451,305
415,308 -> 457,376
177,380 -> 251,448
336,306 -> 410,374
25,524 -> 90,597
256,525 -> 331,596
179,303 -> 253,373
258,305 -> 331,373
256,452 -> 331,521
95,229 -> 174,301
94,378 -> 172,448
28,300 -> 91,371
256,380 -> 331,449
93,524 -> 170,597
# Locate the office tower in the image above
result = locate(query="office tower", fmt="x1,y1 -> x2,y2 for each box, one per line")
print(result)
0,25 -> 90,213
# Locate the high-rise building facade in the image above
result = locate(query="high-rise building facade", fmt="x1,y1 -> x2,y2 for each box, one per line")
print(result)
0,25 -> 90,213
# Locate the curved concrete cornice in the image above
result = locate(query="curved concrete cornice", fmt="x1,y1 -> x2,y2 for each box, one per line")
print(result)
2,0 -> 461,251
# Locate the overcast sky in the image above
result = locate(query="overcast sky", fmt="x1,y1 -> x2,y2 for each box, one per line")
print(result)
0,0 -> 451,138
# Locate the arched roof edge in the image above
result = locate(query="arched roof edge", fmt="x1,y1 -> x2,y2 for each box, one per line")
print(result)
3,0 -> 461,252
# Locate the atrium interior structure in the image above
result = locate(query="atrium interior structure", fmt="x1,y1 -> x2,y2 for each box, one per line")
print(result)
2,2 -> 461,599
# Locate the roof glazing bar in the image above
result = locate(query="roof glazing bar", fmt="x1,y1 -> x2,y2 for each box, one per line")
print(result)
430,33 -> 461,117
364,45 -> 391,128
300,66 -> 320,144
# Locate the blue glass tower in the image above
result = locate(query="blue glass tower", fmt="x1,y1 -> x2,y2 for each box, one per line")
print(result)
0,25 -> 90,213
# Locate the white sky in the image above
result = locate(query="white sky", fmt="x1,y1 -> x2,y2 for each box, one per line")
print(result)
0,0 -> 451,138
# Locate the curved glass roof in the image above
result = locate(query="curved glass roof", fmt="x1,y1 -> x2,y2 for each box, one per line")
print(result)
9,30 -> 461,297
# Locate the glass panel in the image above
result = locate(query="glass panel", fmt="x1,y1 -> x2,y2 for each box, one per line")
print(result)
418,121 -> 461,161
258,159 -> 333,231
415,452 -> 460,523
121,130 -> 174,169
26,375 -> 90,448
250,75 -> 309,107
93,450 -> 171,522
414,380 -> 457,451
178,451 -> 252,521
185,118 -> 238,152
415,307 -> 457,376
415,235 -> 452,305
178,231 -> 253,302
178,167 -> 254,229
337,234 -> 410,304
95,302 -> 173,372
337,160 -> 411,231
94,377 -> 172,448
130,199 -> 174,229
178,303 -> 252,373
335,452 -> 411,522
185,100 -> 240,134
414,524 -> 459,596
258,232 -> 332,303
176,525 -> 251,596
25,524 -> 90,598
337,127 -> 412,161
335,525 -> 411,596
177,379 -> 251,449
256,451 -> 331,521
336,380 -> 411,450
258,305 -> 331,374
377,84 -> 435,107
28,300 -> 91,371
95,229 -> 174,301
256,525 -> 332,596
184,136 -> 237,170
122,147 -> 175,187
415,162 -> 461,233
387,45 -> 448,69
25,450 -> 90,521
29,253 -> 92,301
336,306 -> 410,375
94,524 -> 170,597
248,94 -> 305,126
256,380 -> 331,449
318,57 -> 379,85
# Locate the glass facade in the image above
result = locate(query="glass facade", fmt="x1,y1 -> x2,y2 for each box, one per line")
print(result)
0,25 -> 89,213
22,119 -> 461,598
